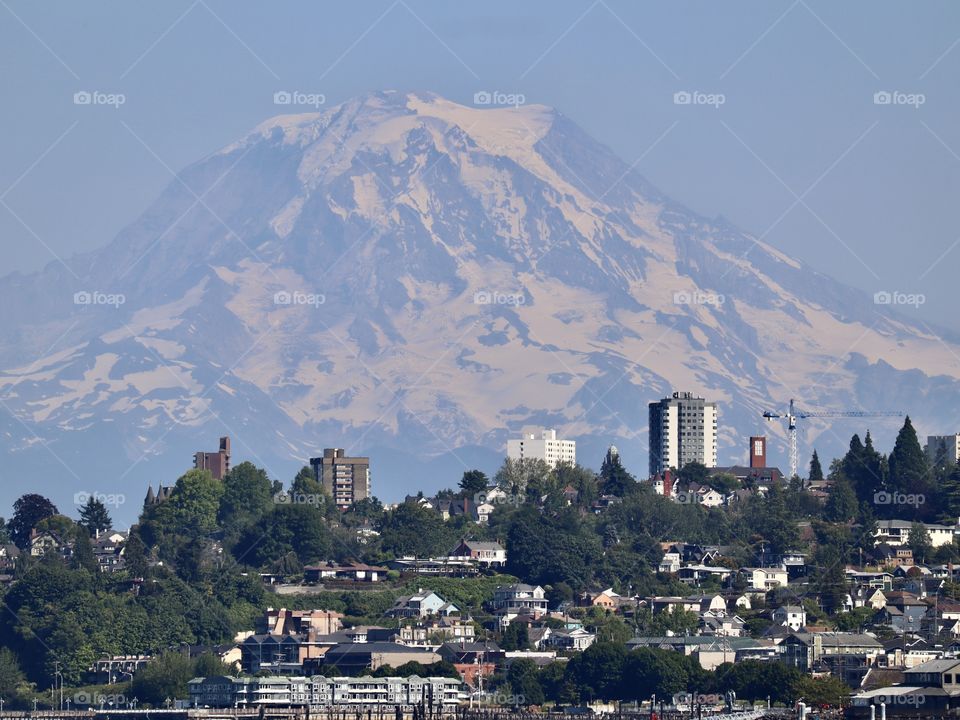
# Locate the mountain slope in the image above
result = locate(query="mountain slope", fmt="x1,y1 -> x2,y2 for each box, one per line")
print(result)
1,90 -> 957,522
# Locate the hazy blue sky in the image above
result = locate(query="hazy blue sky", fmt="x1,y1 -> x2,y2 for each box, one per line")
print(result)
2,1 -> 959,330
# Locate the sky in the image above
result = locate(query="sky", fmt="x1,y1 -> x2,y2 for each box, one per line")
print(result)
1,0 -> 959,333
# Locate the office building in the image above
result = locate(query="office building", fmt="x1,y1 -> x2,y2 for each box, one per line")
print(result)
506,427 -> 576,466
648,392 -> 718,475
310,449 -> 370,509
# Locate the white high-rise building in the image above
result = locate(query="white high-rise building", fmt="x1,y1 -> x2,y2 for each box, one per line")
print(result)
926,434 -> 960,464
648,392 -> 718,475
507,427 -> 576,467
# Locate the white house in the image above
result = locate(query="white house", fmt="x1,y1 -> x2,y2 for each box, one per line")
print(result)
772,605 -> 807,631
874,520 -> 955,548
743,567 -> 789,592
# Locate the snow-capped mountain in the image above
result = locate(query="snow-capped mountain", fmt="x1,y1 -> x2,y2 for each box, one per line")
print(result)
1,90 -> 957,521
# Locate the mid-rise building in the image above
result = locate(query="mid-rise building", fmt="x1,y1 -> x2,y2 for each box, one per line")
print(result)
648,392 -> 718,475
506,427 -> 576,466
188,674 -> 462,708
309,449 -> 370,509
926,434 -> 960,464
194,436 -> 231,479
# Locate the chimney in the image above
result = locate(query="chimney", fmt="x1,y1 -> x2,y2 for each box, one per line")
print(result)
749,436 -> 766,468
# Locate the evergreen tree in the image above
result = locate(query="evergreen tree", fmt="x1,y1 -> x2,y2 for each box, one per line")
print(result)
70,526 -> 98,573
600,446 -> 636,496
824,477 -> 857,523
122,529 -> 149,578
78,497 -> 112,536
809,450 -> 824,482
888,417 -> 932,509
908,522 -> 932,564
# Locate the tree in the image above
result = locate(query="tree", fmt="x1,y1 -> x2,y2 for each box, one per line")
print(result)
378,502 -> 453,558
234,504 -> 331,567
130,653 -> 195,706
78,497 -> 112,536
150,470 -> 224,540
459,470 -> 489,499
824,477 -> 857,523
70,525 -> 98,573
677,461 -> 709,486
218,462 -> 274,542
507,659 -> 545,705
495,457 -> 552,496
123,529 -> 149,577
908,522 -> 932,563
600,447 -> 636,497
0,648 -> 28,708
8,494 -> 58,548
809,450 -> 824,482
501,623 -> 530,651
889,417 -> 932,503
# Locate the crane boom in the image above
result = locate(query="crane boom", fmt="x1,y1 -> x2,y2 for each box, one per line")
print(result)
761,399 -> 904,478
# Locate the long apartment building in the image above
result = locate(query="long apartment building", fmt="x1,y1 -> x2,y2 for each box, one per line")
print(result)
309,448 -> 370,509
648,392 -> 718,475
188,674 -> 462,708
506,427 -> 576,467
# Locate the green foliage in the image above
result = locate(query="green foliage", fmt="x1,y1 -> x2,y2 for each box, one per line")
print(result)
378,502 -> 455,558
714,660 -> 804,705
218,462 -> 275,544
234,504 -> 331,567
129,653 -> 195,706
809,450 -> 824,482
600,449 -> 636,497
507,658 -> 545,705
9,494 -> 58,548
78,498 -> 112,536
501,622 -> 530,651
888,418 -> 933,514
0,648 -> 30,708
459,470 -> 489,498
823,477 -> 857,523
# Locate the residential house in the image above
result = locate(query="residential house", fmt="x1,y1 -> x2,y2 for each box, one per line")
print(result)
874,520 -> 956,548
386,590 -> 459,618
448,539 -> 506,567
781,632 -> 884,671
92,531 -> 127,573
547,628 -> 596,651
492,584 -> 548,615
742,567 -> 789,593
677,565 -> 732,586
658,552 -> 681,574
302,562 -> 388,583
398,616 -> 475,646
772,605 -> 807,631
29,529 -> 69,559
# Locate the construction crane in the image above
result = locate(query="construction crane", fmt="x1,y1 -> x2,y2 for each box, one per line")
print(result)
762,399 -> 904,479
